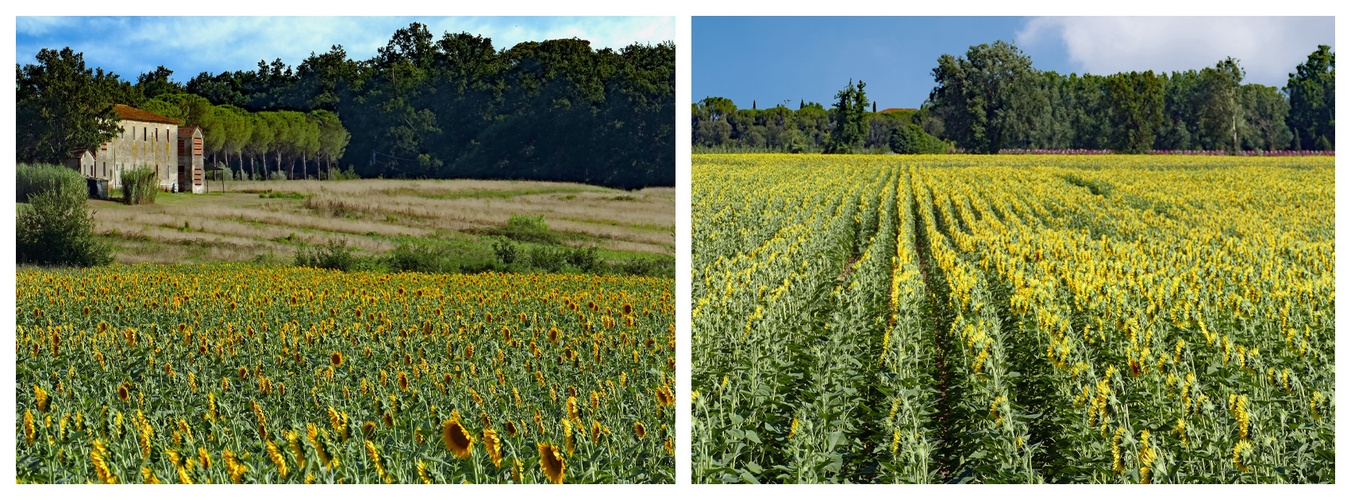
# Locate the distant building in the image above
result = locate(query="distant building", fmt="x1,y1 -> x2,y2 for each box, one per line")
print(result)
177,126 -> 205,194
65,104 -> 203,193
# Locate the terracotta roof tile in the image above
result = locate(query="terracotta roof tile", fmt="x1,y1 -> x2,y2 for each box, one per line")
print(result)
179,126 -> 200,136
113,104 -> 183,125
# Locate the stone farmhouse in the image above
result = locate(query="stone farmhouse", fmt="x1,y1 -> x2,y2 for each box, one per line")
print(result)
65,104 -> 205,193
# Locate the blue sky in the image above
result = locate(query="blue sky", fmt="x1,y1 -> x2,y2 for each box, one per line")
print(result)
16,16 -> 674,83
693,16 -> 1335,110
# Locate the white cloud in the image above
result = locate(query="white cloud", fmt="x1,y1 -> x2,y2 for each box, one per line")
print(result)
1017,17 -> 1334,86
16,16 -> 76,36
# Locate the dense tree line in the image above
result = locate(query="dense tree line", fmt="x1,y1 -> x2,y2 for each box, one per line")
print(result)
17,23 -> 675,189
691,87 -> 949,154
692,42 -> 1333,155
928,41 -> 1334,153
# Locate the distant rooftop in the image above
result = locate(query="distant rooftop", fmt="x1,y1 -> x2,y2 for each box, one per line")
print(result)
112,104 -> 183,125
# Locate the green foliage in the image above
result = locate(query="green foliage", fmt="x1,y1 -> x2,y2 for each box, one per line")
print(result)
492,240 -> 520,265
294,239 -> 362,272
171,23 -> 673,189
16,47 -> 124,164
1285,45 -> 1335,151
825,80 -> 869,154
929,40 -> 1045,154
120,166 -> 159,205
489,213 -> 559,245
17,163 -> 86,203
524,245 -> 603,274
1197,57 -> 1246,152
17,173 -> 112,267
889,124 -> 950,154
328,165 -> 361,180
613,254 -> 676,277
1106,71 -> 1165,154
386,241 -> 461,273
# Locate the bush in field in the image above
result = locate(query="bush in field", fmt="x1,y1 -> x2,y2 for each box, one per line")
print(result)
17,163 -> 85,203
491,213 -> 559,244
524,245 -> 603,274
17,170 -> 112,267
492,240 -> 520,265
387,241 -> 459,273
889,124 -> 950,154
613,254 -> 676,277
295,239 -> 362,272
121,166 -> 158,205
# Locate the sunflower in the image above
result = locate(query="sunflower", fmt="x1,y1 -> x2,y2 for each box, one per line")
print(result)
538,443 -> 566,484
330,352 -> 343,367
34,385 -> 50,412
90,439 -> 117,483
117,384 -> 130,401
634,421 -> 647,439
512,459 -> 524,483
562,418 -> 575,455
383,412 -> 394,428
655,386 -> 674,406
567,396 -> 580,422
363,421 -> 377,438
442,419 -> 474,459
22,409 -> 35,445
504,420 -> 519,437
482,429 -> 503,467
417,459 -> 433,484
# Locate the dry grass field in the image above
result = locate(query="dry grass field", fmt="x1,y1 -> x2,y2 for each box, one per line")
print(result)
88,179 -> 674,265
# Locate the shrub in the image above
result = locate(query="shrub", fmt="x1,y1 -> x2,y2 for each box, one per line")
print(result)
493,240 -> 519,264
889,124 -> 950,154
269,170 -> 288,181
17,175 -> 112,267
613,254 -> 675,277
564,245 -> 603,273
525,245 -> 603,274
490,213 -> 559,244
387,242 -> 460,274
121,166 -> 159,205
329,166 -> 361,181
294,239 -> 361,272
17,163 -> 85,203
526,246 -> 569,273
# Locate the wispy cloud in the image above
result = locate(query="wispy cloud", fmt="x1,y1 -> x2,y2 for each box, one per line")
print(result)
16,16 -> 673,81
1017,17 -> 1334,86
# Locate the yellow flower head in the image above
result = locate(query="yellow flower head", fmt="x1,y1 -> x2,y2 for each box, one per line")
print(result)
538,443 -> 566,484
442,419 -> 474,459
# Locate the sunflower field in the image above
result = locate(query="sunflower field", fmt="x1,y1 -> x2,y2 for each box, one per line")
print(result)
16,264 -> 675,483
692,154 -> 1334,483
